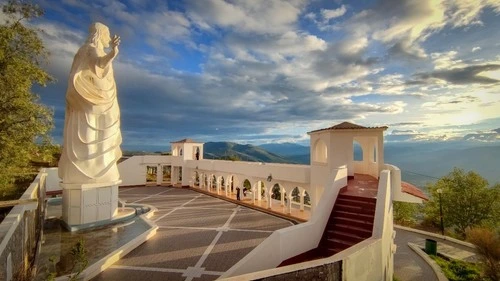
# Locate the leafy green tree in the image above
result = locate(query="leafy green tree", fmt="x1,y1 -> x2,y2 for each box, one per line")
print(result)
394,201 -> 419,226
0,1 -> 53,199
424,168 -> 499,237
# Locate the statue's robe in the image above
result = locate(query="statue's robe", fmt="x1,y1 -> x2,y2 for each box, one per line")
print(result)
58,44 -> 122,184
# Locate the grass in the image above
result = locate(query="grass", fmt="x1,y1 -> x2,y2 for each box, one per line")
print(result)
431,255 -> 484,281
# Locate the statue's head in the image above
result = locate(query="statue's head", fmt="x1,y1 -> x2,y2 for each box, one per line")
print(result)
87,22 -> 111,48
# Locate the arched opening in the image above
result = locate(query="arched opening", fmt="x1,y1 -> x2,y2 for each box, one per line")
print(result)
195,147 -> 200,160
178,167 -> 182,181
313,139 -> 328,163
373,144 -> 377,162
271,184 -> 282,200
229,175 -> 241,196
194,171 -> 200,187
243,179 -> 251,198
220,177 -> 225,192
260,182 -> 267,201
291,187 -> 300,203
179,148 -> 183,156
211,175 -> 217,191
162,165 -> 171,184
146,166 -> 157,183
303,190 -> 311,206
353,140 -> 363,161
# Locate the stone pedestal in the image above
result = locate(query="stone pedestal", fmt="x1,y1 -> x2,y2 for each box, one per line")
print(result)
61,180 -> 121,229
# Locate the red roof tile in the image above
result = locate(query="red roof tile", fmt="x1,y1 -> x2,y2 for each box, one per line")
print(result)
308,121 -> 388,134
401,181 -> 428,200
171,138 -> 202,143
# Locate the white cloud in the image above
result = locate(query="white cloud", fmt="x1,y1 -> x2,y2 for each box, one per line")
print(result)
431,51 -> 465,70
186,0 -> 306,34
472,46 -> 481,52
321,5 -> 347,21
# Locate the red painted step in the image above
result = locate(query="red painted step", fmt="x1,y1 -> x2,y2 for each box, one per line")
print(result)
277,191 -> 378,267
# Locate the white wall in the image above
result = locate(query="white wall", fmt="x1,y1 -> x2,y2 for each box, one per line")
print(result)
45,167 -> 61,192
220,166 -> 347,278
187,160 -> 310,184
118,155 -> 172,186
384,164 -> 423,203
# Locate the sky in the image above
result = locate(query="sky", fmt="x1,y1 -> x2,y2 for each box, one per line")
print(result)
17,0 -> 500,148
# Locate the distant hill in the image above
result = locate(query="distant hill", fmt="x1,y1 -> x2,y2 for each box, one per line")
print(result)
384,143 -> 500,187
203,142 -> 294,163
258,142 -> 309,156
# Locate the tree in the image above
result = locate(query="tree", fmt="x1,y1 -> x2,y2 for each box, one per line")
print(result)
424,168 -> 499,237
0,1 -> 53,199
394,201 -> 419,226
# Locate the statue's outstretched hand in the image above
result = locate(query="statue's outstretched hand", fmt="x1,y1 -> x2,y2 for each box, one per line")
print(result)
111,35 -> 120,56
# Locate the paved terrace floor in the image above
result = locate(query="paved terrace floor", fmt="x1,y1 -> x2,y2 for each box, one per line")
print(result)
92,186 -> 294,281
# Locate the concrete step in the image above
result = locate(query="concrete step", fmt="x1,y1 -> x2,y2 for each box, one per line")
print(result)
326,224 -> 372,238
333,210 -> 374,221
337,194 -> 376,203
334,204 -> 376,215
330,217 -> 374,231
335,198 -> 376,209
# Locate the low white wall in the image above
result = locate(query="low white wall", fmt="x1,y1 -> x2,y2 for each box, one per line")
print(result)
354,161 -> 379,178
0,170 -> 46,281
384,164 -> 422,203
45,167 -> 60,192
186,159 -> 310,184
220,166 -> 347,278
118,155 -> 172,186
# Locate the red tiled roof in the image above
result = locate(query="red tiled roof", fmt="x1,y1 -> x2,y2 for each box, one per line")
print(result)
308,121 -> 388,134
171,138 -> 202,143
401,181 -> 428,200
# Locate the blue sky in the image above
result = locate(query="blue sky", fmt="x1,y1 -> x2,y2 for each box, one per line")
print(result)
15,0 -> 500,148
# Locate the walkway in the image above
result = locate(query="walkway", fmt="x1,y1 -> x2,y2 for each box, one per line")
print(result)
92,186 -> 294,281
394,227 -> 478,281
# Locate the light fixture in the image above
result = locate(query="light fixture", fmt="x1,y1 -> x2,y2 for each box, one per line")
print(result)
267,174 -> 273,182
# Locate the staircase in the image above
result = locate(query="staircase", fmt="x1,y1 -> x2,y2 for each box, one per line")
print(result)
278,193 -> 376,267
319,193 -> 376,256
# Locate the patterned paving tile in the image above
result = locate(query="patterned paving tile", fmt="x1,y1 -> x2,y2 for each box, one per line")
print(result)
115,228 -> 218,269
201,231 -> 271,272
93,267 -> 185,281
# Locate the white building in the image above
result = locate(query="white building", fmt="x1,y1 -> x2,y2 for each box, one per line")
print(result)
116,121 -> 426,281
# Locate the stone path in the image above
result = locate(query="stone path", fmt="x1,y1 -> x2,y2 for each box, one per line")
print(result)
92,186 -> 293,281
394,227 -> 478,281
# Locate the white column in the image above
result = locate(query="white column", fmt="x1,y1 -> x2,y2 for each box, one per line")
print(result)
300,192 -> 304,212
280,187 -> 285,207
156,164 -> 163,186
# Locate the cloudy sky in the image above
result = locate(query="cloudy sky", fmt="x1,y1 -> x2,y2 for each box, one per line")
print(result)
27,0 -> 500,148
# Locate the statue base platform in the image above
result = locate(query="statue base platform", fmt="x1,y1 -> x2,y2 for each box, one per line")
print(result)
61,180 -> 121,231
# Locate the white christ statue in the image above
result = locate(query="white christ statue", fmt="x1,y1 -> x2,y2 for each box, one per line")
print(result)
59,22 -> 122,185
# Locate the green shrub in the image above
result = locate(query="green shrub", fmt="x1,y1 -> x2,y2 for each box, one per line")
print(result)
467,228 -> 500,281
431,255 -> 482,281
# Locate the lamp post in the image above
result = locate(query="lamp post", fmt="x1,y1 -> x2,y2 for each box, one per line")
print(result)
437,188 -> 444,236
